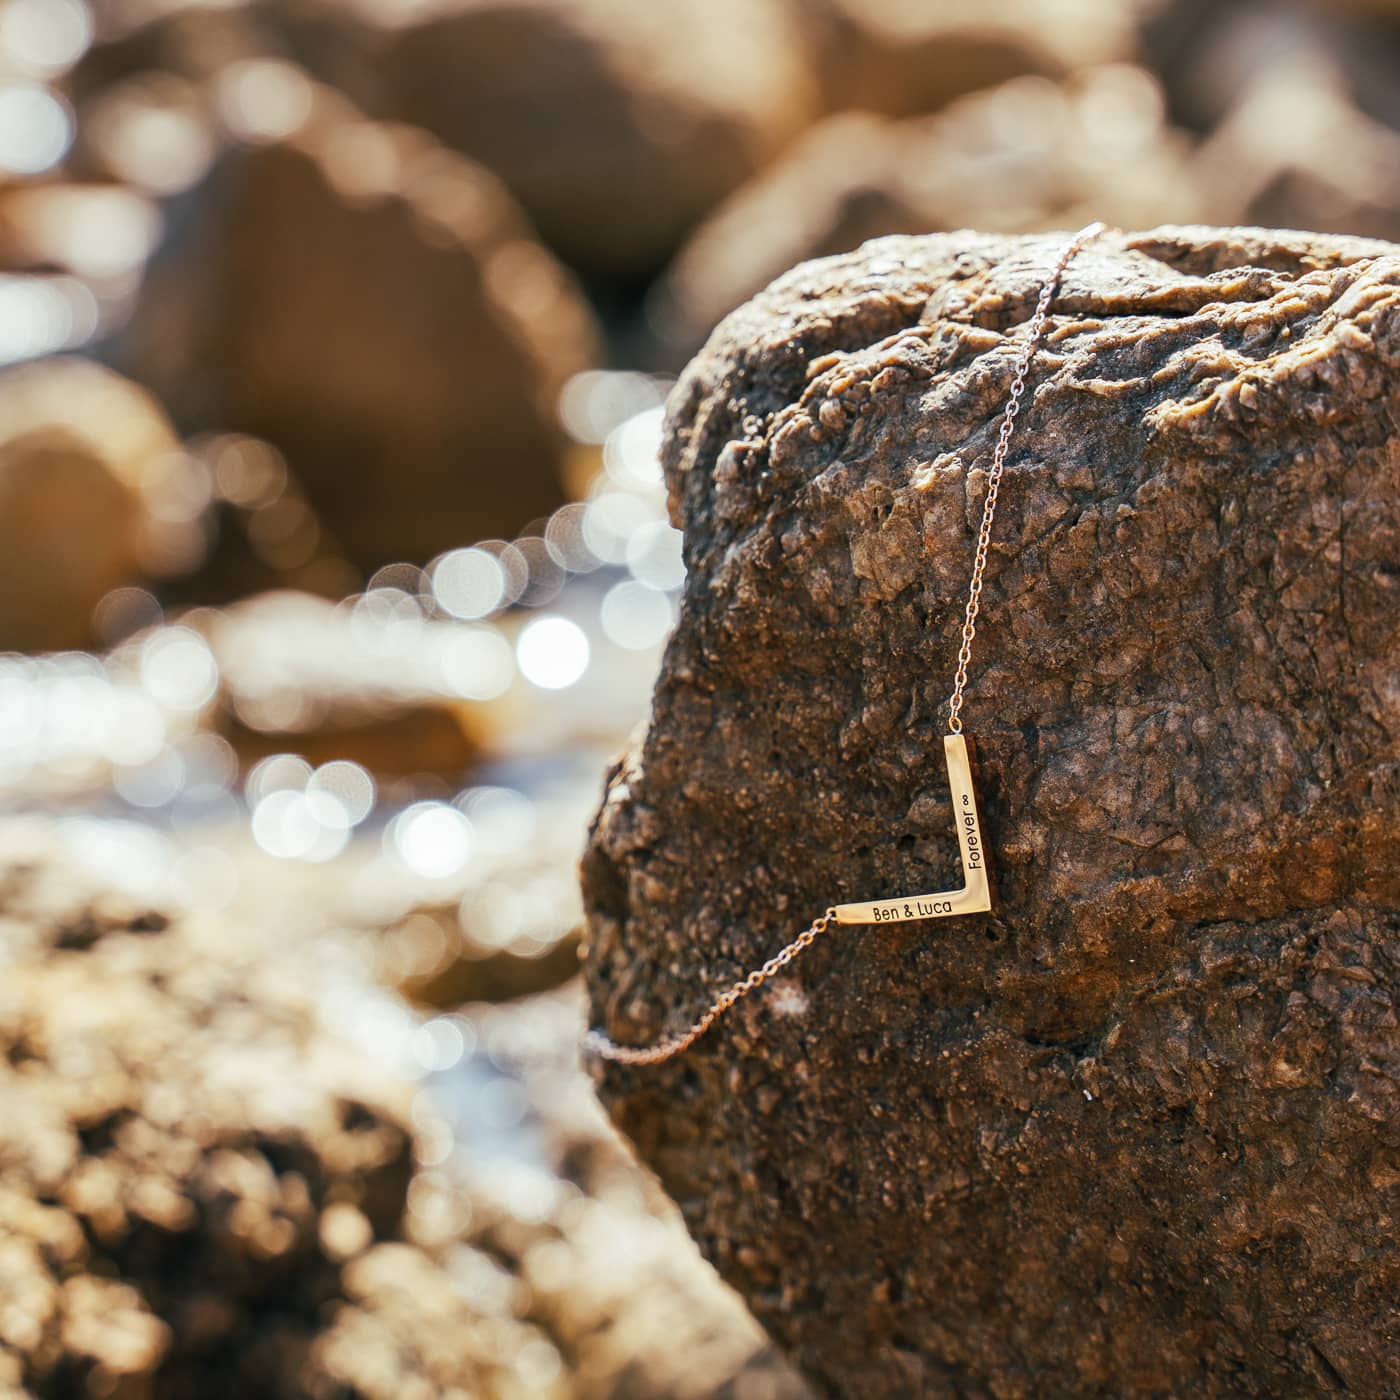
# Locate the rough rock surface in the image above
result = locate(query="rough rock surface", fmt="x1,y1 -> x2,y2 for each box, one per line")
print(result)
0,359 -> 183,653
377,0 -> 819,281
583,226 -> 1400,1396
120,82 -> 599,569
652,69 -> 1201,361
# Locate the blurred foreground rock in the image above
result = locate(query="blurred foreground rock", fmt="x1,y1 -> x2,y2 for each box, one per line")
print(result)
653,68 -> 1199,358
204,592 -> 482,781
390,905 -> 582,1010
0,359 -> 185,653
0,822 -> 808,1399
0,828 -> 425,1397
120,81 -> 599,568
0,185 -> 161,281
377,0 -> 819,281
585,226 -> 1400,1395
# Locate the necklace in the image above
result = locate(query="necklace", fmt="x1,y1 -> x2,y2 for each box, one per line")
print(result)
584,222 -> 1107,1066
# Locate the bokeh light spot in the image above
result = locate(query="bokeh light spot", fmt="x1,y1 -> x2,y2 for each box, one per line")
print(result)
245,753 -> 313,805
600,581 -> 675,651
140,629 -> 219,712
114,748 -> 185,809
516,616 -> 589,690
626,520 -> 686,591
438,625 -> 515,701
411,1017 -> 467,1074
558,370 -> 666,445
307,760 -> 376,829
604,405 -> 665,487
216,59 -> 315,145
391,802 -> 475,879
0,0 -> 91,74
432,547 -> 506,620
251,788 -> 350,862
0,82 -> 72,174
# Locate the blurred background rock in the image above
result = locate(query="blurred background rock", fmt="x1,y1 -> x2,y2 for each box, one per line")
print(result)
0,0 -> 1397,1396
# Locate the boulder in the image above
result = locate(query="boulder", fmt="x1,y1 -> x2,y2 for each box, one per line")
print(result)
793,0 -> 1137,119
1139,0 -> 1400,244
377,0 -> 819,281
652,69 -> 1201,360
1190,53 -> 1400,247
0,358 -> 184,653
67,1 -> 384,194
583,226 -> 1400,1395
1142,0 -> 1400,135
119,82 -> 600,569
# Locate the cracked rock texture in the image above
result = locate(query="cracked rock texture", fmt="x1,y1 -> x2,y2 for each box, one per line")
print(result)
582,225 -> 1400,1397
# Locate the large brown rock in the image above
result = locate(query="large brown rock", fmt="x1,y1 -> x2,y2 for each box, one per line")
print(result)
582,226 -> 1400,1395
652,69 -> 1201,360
377,0 -> 819,281
120,83 -> 600,569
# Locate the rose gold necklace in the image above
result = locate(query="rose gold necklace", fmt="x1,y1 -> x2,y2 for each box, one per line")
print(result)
583,223 -> 1106,1066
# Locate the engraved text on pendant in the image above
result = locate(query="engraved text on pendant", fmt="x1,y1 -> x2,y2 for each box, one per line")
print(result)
831,733 -> 994,925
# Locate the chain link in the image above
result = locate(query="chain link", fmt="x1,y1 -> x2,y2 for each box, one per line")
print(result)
946,221 -> 1105,733
583,224 -> 1107,1066
582,911 -> 836,1065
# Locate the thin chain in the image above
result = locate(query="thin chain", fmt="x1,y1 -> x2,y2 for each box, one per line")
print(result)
583,910 -> 836,1064
945,221 -> 1105,734
584,224 -> 1106,1066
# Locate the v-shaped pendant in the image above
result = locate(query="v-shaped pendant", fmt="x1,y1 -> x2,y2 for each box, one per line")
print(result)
831,734 -> 994,925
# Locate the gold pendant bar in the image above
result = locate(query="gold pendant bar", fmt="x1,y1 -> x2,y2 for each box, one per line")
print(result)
832,733 -> 994,926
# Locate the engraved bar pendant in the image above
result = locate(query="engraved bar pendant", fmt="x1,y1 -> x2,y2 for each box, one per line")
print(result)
832,733 -> 994,926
